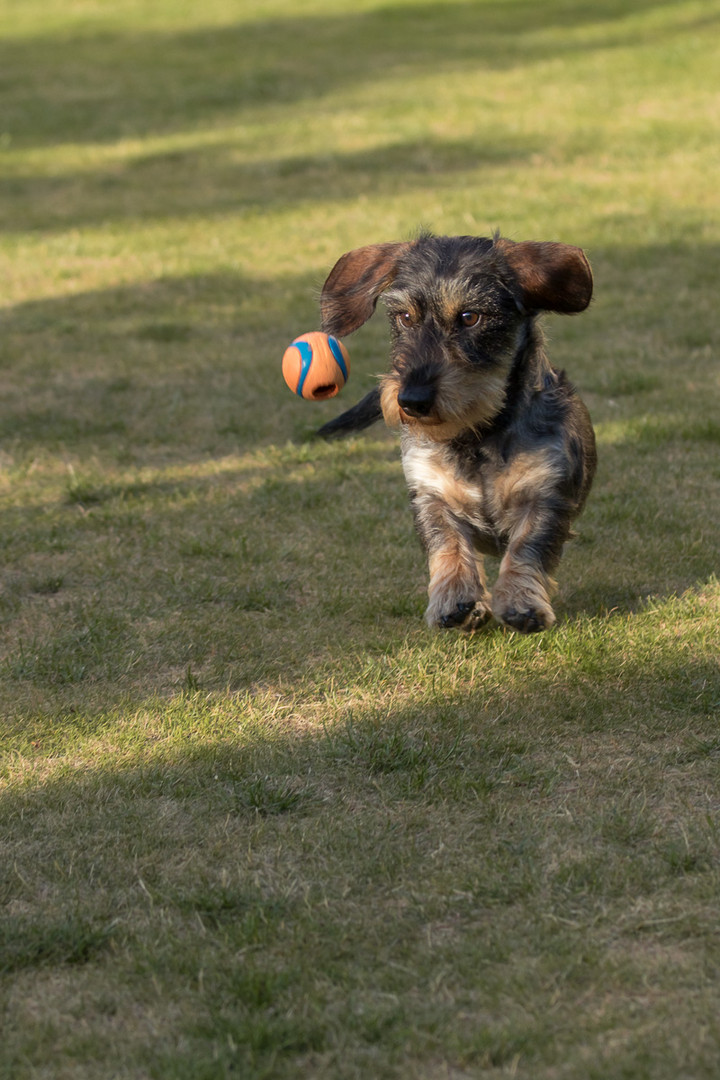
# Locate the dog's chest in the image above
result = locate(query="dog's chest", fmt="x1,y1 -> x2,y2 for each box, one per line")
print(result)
401,437 -> 497,533
401,434 -> 562,552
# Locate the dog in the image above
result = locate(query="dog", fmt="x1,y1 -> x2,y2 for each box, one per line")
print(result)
316,233 -> 596,633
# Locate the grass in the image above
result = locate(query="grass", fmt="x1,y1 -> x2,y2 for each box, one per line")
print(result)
1,0 -> 720,1076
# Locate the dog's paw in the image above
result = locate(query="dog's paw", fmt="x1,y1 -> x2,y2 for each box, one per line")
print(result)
492,589 -> 555,633
430,598 -> 493,632
496,605 -> 555,633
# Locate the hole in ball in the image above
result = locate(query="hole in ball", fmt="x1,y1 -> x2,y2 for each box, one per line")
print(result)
310,384 -> 339,400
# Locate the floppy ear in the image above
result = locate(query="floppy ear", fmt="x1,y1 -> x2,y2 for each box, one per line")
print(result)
496,238 -> 593,314
320,241 -> 412,336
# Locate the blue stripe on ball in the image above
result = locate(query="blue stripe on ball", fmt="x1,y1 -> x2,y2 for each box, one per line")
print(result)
327,336 -> 348,381
292,340 -> 314,397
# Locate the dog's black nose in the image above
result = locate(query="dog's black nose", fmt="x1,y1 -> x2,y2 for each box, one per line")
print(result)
398,385 -> 435,417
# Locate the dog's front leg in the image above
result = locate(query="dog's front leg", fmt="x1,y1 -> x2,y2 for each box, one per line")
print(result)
412,495 -> 492,631
491,501 -> 563,633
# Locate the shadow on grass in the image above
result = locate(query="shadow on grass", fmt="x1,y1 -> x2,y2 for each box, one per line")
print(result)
1,0 -> 701,149
0,268 -> 334,453
1,136 -> 541,235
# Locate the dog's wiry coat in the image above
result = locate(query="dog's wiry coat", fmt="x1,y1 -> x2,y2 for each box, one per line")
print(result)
317,233 -> 596,633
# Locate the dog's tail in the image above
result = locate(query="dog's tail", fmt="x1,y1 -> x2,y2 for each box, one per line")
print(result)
316,387 -> 383,440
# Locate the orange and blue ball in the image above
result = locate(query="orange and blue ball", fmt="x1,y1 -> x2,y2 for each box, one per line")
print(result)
282,332 -> 350,400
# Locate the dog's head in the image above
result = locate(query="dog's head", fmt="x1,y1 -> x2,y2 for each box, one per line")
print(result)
320,234 -> 592,440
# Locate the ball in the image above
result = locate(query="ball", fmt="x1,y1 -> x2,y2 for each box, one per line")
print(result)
282,332 -> 350,401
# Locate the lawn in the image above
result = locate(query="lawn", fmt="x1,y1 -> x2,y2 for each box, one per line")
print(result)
1,0 -> 720,1077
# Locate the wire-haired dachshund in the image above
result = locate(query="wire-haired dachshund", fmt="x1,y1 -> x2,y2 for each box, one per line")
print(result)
317,233 -> 596,633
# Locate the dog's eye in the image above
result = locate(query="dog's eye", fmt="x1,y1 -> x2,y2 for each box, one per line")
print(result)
459,311 -> 480,327
397,312 -> 415,329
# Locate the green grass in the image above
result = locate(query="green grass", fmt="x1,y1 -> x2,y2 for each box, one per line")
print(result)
1,0 -> 720,1076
